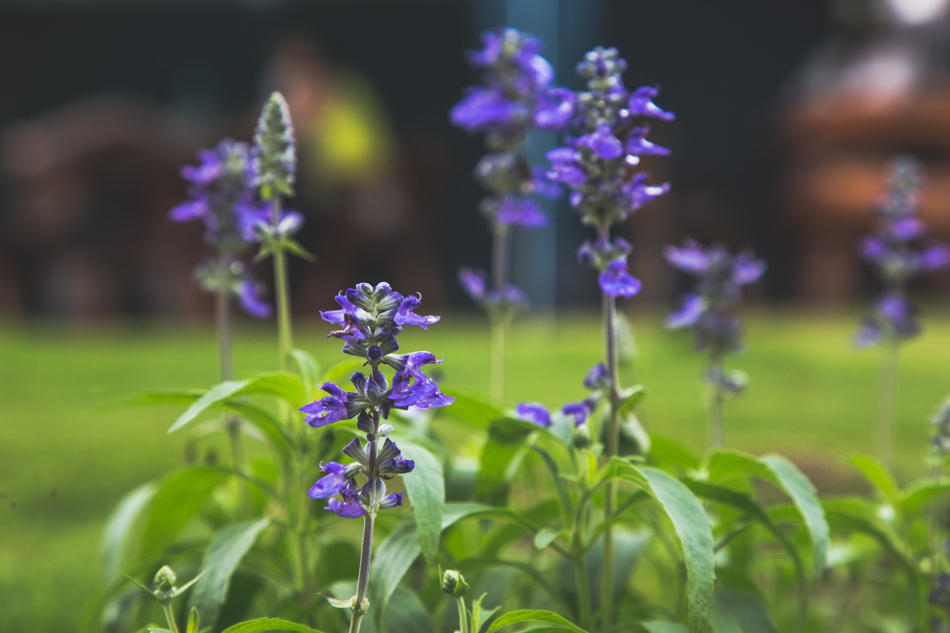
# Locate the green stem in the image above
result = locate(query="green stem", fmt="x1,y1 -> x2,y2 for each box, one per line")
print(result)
271,196 -> 294,373
876,340 -> 900,469
599,226 -> 622,631
574,555 -> 594,631
162,602 -> 181,633
350,424 -> 379,633
456,596 -> 470,633
709,355 -> 726,450
489,225 -> 511,403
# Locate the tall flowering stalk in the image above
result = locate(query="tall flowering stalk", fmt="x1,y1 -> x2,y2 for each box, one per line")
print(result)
452,27 -> 572,402
856,157 -> 949,466
300,282 -> 454,633
169,138 -> 271,490
665,241 -> 765,448
546,46 -> 673,630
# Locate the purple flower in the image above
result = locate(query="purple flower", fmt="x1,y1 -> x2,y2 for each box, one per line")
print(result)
378,492 -> 404,510
450,87 -> 528,134
598,259 -> 642,298
300,383 -> 354,428
377,439 -> 415,475
308,462 -> 350,499
562,400 -> 593,426
628,86 -> 676,121
733,252 -> 767,285
516,402 -> 552,427
579,124 -> 624,160
534,88 -> 575,130
919,244 -> 950,271
238,281 -> 271,319
667,294 -> 705,329
395,295 -> 440,330
327,485 -> 366,519
625,126 -> 670,156
624,173 -> 670,212
496,197 -> 547,227
583,363 -> 610,391
529,167 -> 564,199
459,268 -> 488,302
665,240 -> 709,273
390,372 -> 455,410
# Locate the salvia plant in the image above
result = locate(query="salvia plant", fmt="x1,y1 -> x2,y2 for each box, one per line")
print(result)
665,241 -> 766,448
451,27 -> 571,402
103,31 -> 950,633
855,156 -> 950,466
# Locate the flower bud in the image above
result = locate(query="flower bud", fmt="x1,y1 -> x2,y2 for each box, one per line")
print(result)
572,423 -> 593,450
153,565 -> 177,593
441,569 -> 469,598
378,424 -> 394,437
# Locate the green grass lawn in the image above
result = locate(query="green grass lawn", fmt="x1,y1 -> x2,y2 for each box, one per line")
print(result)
1,310 -> 949,632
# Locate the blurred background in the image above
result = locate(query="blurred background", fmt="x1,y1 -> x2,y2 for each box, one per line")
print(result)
3,0 -> 950,322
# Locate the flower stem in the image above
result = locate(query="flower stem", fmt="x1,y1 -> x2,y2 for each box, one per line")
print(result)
490,224 -> 510,403
876,339 -> 901,469
455,596 -> 470,633
600,226 -> 622,631
271,195 -> 294,373
162,602 -> 181,633
350,422 -> 380,633
709,356 -> 726,450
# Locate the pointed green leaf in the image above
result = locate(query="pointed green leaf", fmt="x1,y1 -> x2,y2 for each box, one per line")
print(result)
290,349 -> 319,400
283,239 -> 316,262
101,481 -> 156,583
486,609 -> 587,633
617,384 -> 647,418
903,480 -> 950,515
141,467 -> 231,559
534,528 -> 560,550
399,442 -> 444,563
168,373 -> 305,434
606,459 -> 714,633
187,607 -> 199,633
320,594 -> 353,609
219,618 -> 324,633
714,590 -> 777,633
476,417 -> 539,503
440,389 -> 504,428
189,519 -> 269,627
848,454 -> 901,505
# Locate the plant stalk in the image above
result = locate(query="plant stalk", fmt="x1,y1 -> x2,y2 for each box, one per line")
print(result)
349,431 -> 379,633
600,225 -> 622,631
271,195 -> 294,373
456,596 -> 470,633
162,602 -> 181,633
709,355 -> 726,450
876,339 -> 901,469
490,224 -> 510,403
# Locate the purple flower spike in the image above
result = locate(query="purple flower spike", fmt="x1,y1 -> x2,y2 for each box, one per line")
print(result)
496,197 -> 547,227
598,260 -> 642,298
238,281 -> 271,319
395,295 -> 440,330
308,462 -> 349,499
300,383 -> 353,428
516,402 -> 552,427
459,268 -> 488,301
580,124 -> 624,160
327,486 -> 366,519
628,86 -> 675,121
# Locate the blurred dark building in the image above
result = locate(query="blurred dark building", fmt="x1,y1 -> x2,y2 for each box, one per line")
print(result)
4,0 -> 946,321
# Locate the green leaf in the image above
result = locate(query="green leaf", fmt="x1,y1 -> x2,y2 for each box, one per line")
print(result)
219,618 -> 324,633
169,373 -> 305,434
903,481 -> 950,515
440,389 -> 504,428
476,417 -> 539,503
399,442 -> 445,563
848,454 -> 901,505
320,594 -> 352,609
534,528 -> 560,550
472,593 -> 500,633
369,503 -> 493,626
707,451 -> 829,576
649,434 -> 701,471
141,467 -> 231,559
321,360 -> 365,387
617,385 -> 647,419
290,349 -> 319,400
710,600 -> 742,633
187,607 -> 199,633
486,609 -> 587,633
101,481 -> 156,583
189,519 -> 269,627
283,238 -> 316,262
714,590 -> 777,633
606,459 -> 714,633
380,586 -> 434,633
220,401 -> 294,459
684,479 -> 807,627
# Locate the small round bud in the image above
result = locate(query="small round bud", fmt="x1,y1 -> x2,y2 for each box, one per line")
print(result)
441,569 -> 469,598
572,424 -> 593,450
378,424 -> 394,437
154,565 -> 177,592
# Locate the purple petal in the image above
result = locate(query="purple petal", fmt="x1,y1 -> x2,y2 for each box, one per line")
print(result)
395,295 -> 440,330
733,253 -> 766,285
583,363 -> 610,391
665,240 -> 710,273
534,87 -> 575,130
378,492 -> 404,510
277,210 -> 304,236
628,86 -> 675,121
579,124 -> 623,160
858,236 -> 887,262
327,492 -> 366,519
516,402 -> 552,427
238,281 -> 271,319
459,268 -> 488,302
169,200 -> 208,222
562,401 -> 591,426
625,126 -> 670,156
625,173 -> 670,211
308,463 -> 348,499
920,244 -> 950,271
496,197 -> 547,228
598,260 -> 642,298
667,294 -> 705,329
